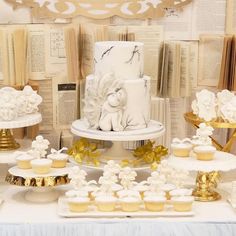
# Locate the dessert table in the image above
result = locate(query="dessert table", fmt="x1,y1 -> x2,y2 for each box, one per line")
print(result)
1,170 -> 236,236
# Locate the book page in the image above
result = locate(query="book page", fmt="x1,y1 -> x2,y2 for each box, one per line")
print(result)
189,41 -> 199,90
0,28 -> 9,84
151,4 -> 193,40
226,0 -> 236,34
192,0 -> 226,38
180,42 -> 191,97
27,24 -> 46,81
127,25 -> 164,96
45,25 -> 67,77
198,35 -> 224,87
53,81 -> 79,130
28,79 -> 54,131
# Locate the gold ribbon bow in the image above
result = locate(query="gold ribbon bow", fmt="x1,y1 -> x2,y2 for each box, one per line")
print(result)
121,141 -> 168,170
67,138 -> 101,166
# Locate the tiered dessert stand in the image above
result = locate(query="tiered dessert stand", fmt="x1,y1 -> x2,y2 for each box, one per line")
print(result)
184,112 -> 236,152
168,151 -> 236,201
5,165 -> 71,203
71,119 -> 165,166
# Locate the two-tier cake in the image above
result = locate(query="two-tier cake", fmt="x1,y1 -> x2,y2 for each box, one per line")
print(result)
84,41 -> 151,132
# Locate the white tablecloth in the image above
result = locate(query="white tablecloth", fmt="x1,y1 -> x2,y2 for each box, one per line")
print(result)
1,167 -> 236,236
0,183 -> 236,236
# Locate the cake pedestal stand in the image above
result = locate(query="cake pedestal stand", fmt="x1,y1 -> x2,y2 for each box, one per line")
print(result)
71,119 -> 165,161
168,151 -> 236,202
5,165 -> 71,203
0,113 -> 42,151
184,112 -> 236,152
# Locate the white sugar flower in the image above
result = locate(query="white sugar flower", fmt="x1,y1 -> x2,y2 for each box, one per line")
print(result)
103,160 -> 121,174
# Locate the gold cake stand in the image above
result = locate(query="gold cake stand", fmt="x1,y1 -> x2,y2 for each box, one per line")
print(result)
0,113 -> 42,151
184,112 -> 236,152
184,113 -> 236,201
6,165 -> 71,203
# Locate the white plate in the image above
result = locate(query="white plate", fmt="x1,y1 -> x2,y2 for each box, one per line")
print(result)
58,197 -> 194,218
69,156 -> 151,171
227,198 -> 236,209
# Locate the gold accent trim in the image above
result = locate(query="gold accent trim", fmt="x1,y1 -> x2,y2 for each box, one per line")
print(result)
5,172 -> 70,187
193,171 -> 221,202
184,112 -> 236,152
5,0 -> 192,20
0,129 -> 20,151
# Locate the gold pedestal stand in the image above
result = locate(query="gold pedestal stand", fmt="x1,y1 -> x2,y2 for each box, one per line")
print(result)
0,129 -> 20,151
184,112 -> 236,152
193,171 -> 221,201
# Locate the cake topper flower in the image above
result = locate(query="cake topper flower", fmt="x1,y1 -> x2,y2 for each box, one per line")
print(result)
29,135 -> 50,158
147,171 -> 166,192
103,160 -> 121,175
68,166 -> 87,190
192,123 -> 213,146
119,167 -> 137,190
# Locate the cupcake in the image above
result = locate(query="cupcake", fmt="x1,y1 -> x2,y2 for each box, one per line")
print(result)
171,138 -> 192,157
117,189 -> 140,199
16,153 -> 35,169
95,195 -> 117,212
30,159 -> 52,174
47,153 -> 68,168
65,190 -> 88,198
120,196 -> 141,212
161,184 -> 176,200
194,145 -> 216,161
169,188 -> 193,198
172,196 -> 194,212
144,196 -> 166,212
68,197 -> 90,212
144,190 -> 166,198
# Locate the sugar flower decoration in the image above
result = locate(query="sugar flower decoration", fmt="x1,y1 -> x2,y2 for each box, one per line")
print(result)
68,166 -> 87,190
103,160 -> 121,175
119,167 -> 137,190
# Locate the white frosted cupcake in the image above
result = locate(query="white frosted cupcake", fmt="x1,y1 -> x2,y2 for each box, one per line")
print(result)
144,196 -> 166,212
65,190 -> 88,198
30,159 -> 52,174
172,196 -> 194,212
47,153 -> 68,168
171,139 -> 192,158
95,195 -> 117,212
170,188 -> 193,198
194,145 -> 216,161
161,184 -> 176,200
16,153 -> 35,169
144,191 -> 166,198
68,197 -> 90,212
120,196 -> 141,212
117,189 -> 140,199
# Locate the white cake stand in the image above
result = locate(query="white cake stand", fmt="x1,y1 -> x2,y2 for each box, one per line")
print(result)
168,151 -> 236,201
71,119 -> 165,162
0,113 -> 42,151
6,165 -> 71,203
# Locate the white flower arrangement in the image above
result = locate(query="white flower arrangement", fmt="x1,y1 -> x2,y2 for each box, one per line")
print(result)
0,85 -> 42,121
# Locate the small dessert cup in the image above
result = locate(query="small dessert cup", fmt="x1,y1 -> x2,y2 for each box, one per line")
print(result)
169,188 -> 193,198
120,197 -> 141,212
95,196 -> 117,212
171,143 -> 192,158
172,196 -> 194,212
68,197 -> 90,212
30,159 -> 52,174
194,145 -> 216,161
47,153 -> 68,168
144,196 -> 166,212
16,154 -> 35,169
